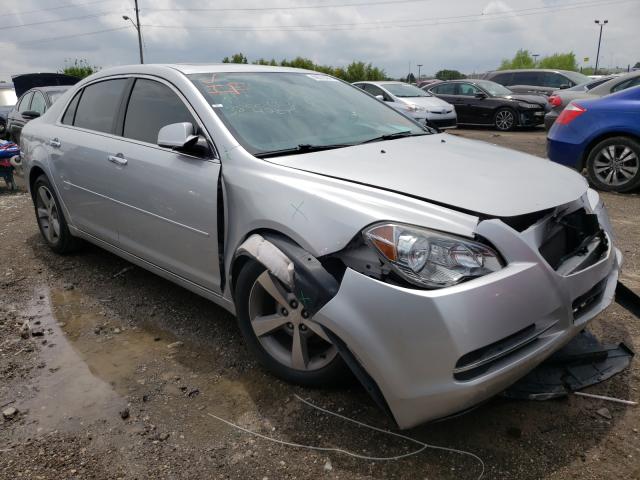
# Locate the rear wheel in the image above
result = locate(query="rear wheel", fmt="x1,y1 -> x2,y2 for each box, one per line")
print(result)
235,260 -> 347,386
494,108 -> 516,131
33,175 -> 81,253
586,137 -> 640,192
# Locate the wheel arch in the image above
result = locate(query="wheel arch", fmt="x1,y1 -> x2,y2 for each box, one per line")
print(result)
28,165 -> 47,199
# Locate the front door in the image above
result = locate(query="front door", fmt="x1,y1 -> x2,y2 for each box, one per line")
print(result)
106,78 -> 222,292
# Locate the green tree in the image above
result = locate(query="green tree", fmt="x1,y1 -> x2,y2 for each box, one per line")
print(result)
634,61 -> 640,69
222,53 -> 248,64
499,49 -> 535,70
434,69 -> 465,80
537,52 -> 578,71
60,58 -> 98,79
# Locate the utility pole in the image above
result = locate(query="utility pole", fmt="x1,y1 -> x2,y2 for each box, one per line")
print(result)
532,54 -> 539,66
417,64 -> 423,82
594,19 -> 608,75
123,1 -> 144,64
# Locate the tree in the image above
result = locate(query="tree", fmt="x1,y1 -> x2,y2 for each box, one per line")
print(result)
499,49 -> 535,70
537,52 -> 578,71
435,69 -> 465,80
222,53 -> 248,64
634,61 -> 640,69
60,58 -> 98,79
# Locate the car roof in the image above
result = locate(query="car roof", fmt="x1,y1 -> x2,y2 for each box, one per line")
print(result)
488,69 -> 576,74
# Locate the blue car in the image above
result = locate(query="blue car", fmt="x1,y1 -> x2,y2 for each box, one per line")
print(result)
547,85 -> 640,192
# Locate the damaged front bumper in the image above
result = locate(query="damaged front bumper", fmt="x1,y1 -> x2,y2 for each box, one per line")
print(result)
312,201 -> 623,429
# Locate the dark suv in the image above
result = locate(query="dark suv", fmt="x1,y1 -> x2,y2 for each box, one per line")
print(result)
483,69 -> 591,96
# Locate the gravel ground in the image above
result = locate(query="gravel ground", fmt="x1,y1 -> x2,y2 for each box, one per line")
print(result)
1,127 -> 639,480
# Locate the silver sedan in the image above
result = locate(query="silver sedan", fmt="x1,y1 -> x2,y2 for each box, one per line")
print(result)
21,64 -> 621,429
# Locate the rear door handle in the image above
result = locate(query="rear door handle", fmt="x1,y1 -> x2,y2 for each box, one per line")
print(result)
49,138 -> 61,148
108,153 -> 128,166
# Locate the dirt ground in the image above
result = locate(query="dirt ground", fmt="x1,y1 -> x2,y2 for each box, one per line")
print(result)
1,127 -> 639,480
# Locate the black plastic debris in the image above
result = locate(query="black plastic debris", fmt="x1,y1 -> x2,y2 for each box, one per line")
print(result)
504,330 -> 634,400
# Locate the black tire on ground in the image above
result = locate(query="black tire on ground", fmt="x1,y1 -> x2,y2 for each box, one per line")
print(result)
234,260 -> 348,387
494,108 -> 517,131
32,175 -> 82,254
586,136 -> 640,193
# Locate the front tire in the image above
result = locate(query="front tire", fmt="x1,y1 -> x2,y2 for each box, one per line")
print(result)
235,260 -> 347,386
586,136 -> 640,193
494,108 -> 516,131
33,175 -> 81,253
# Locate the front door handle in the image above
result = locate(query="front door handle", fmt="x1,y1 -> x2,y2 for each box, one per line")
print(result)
49,138 -> 61,148
108,153 -> 128,166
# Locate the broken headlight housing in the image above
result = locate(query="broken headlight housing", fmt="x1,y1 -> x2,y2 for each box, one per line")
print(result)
363,223 -> 503,288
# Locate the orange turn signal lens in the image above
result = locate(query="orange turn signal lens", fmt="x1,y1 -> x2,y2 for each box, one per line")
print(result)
366,225 -> 397,261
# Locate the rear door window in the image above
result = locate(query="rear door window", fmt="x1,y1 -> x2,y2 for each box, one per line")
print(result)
490,73 -> 513,85
123,78 -> 196,145
18,92 -> 33,113
30,91 -> 47,114
73,79 -> 128,134
512,71 -> 541,85
431,83 -> 458,95
61,92 -> 81,125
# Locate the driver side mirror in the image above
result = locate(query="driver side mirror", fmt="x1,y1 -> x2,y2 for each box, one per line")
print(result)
474,92 -> 487,99
375,94 -> 385,101
158,122 -> 199,149
559,83 -> 570,90
22,110 -> 41,119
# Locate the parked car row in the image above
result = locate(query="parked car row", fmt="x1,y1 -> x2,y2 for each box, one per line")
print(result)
0,73 -> 79,142
20,64 -> 623,428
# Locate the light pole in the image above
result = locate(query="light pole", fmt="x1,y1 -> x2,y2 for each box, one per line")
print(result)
417,64 -> 423,83
123,0 -> 144,64
594,19 -> 608,75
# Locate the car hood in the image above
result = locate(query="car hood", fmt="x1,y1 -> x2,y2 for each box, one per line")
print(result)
268,133 -> 587,218
11,73 -> 80,97
400,96 -> 453,111
500,94 -> 547,106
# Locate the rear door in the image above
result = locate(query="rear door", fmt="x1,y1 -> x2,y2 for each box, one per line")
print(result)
54,78 -> 130,244
104,77 -> 222,292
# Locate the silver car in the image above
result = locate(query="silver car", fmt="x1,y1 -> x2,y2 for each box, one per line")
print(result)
353,81 -> 457,129
21,64 -> 621,429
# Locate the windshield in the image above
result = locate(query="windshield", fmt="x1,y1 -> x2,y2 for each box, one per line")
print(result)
381,83 -> 431,97
0,89 -> 17,107
189,72 -> 428,156
47,89 -> 68,104
473,80 -> 512,96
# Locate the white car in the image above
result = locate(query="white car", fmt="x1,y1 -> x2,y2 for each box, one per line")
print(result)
353,81 -> 457,129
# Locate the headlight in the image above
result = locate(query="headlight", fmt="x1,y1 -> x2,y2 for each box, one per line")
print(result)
518,102 -> 540,109
363,223 -> 503,288
406,104 -> 426,112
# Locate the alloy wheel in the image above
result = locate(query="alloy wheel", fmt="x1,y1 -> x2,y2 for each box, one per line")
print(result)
593,144 -> 639,187
36,185 -> 61,244
495,110 -> 515,131
248,271 -> 337,371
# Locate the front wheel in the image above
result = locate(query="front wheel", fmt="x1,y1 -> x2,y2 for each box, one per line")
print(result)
235,260 -> 347,386
586,137 -> 640,193
494,108 -> 516,131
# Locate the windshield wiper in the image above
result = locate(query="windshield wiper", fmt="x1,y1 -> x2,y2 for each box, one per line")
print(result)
359,131 -> 428,144
255,143 -> 353,158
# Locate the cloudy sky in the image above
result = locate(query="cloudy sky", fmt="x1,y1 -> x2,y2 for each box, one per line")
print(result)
1,0 -> 638,82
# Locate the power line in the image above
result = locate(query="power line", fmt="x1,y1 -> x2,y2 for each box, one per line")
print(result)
13,26 -> 131,45
143,0 -> 437,13
141,0 -> 633,32
4,0 -> 121,17
0,11 -> 117,30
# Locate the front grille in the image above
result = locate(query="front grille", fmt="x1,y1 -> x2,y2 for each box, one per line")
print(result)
538,208 -> 607,274
428,118 -> 457,128
453,320 -> 557,381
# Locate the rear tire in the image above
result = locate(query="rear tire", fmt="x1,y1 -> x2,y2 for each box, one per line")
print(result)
235,260 -> 347,387
33,175 -> 81,253
494,108 -> 516,131
586,136 -> 640,193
